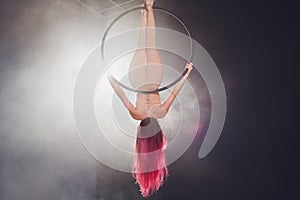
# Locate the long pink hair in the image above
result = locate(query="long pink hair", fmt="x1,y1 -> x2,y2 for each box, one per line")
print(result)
132,117 -> 169,197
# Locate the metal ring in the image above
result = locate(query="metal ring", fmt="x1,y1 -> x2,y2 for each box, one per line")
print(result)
101,5 -> 193,93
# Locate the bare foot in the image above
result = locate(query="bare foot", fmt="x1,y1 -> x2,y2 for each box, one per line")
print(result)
145,0 -> 154,12
140,2 -> 147,16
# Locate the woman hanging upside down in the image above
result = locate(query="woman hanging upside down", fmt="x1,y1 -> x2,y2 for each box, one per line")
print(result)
108,0 -> 193,197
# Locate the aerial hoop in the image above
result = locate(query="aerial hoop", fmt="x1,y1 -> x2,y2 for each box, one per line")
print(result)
101,5 -> 193,94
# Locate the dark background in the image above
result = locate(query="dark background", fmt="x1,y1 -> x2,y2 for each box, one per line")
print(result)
0,0 -> 298,199
157,0 -> 298,199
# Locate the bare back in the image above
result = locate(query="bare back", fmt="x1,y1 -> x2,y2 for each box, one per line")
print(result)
135,92 -> 166,119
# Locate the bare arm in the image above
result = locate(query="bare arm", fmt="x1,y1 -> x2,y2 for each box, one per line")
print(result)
162,62 -> 193,113
107,75 -> 144,120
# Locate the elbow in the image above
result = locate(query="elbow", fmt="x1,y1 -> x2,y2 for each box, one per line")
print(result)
129,111 -> 144,121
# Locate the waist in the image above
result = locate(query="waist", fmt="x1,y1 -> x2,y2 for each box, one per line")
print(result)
136,92 -> 161,106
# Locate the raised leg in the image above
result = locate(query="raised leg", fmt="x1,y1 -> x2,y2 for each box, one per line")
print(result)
128,9 -> 148,90
145,2 -> 163,90
129,1 -> 163,91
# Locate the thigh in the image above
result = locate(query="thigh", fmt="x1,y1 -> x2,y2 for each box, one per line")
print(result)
129,63 -> 163,91
129,49 -> 146,70
128,50 -> 147,90
145,49 -> 163,90
146,48 -> 161,64
145,63 -> 163,90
